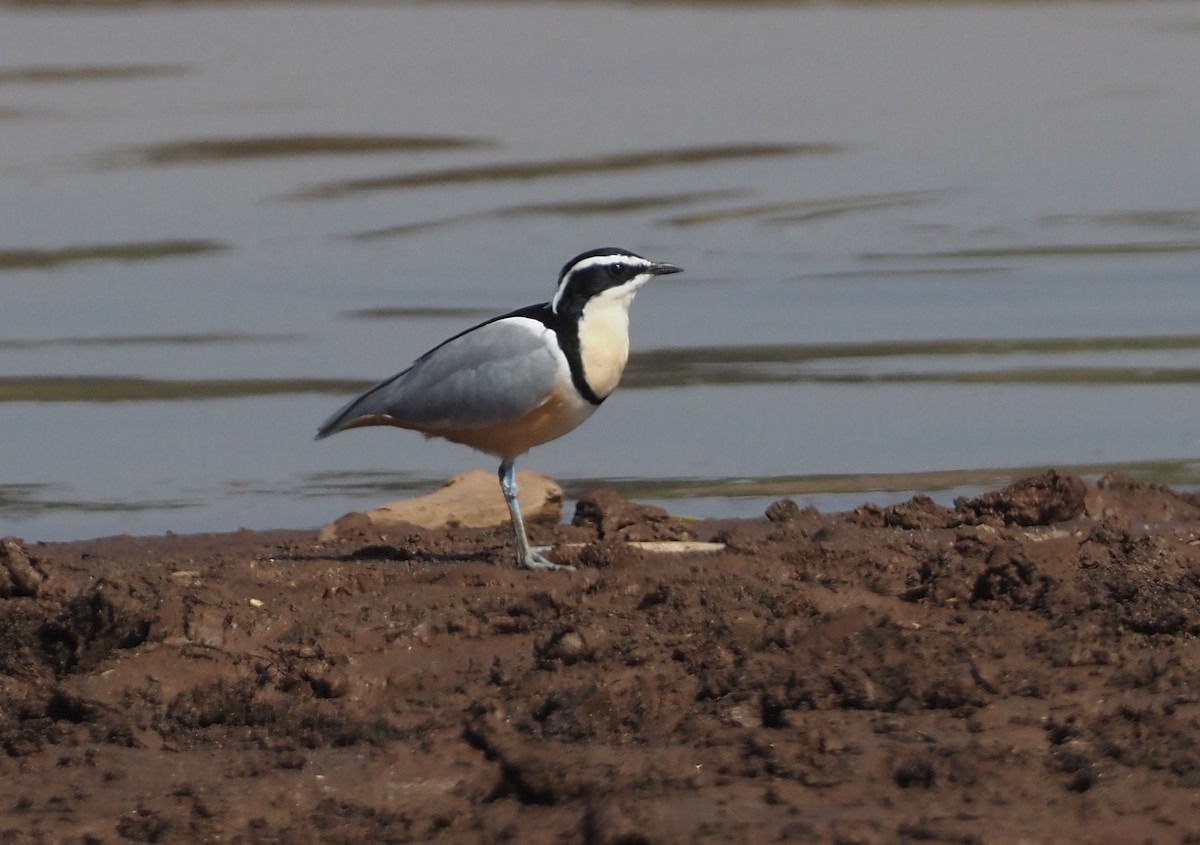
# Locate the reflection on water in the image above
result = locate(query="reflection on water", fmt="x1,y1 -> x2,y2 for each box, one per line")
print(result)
627,335 -> 1200,387
0,483 -> 193,517
0,106 -> 48,120
289,143 -> 835,200
0,331 -> 299,351
662,190 -> 949,227
348,189 -> 748,241
0,240 -> 224,270
340,306 -> 499,321
0,63 -> 189,84
564,458 -> 1200,505
93,134 -> 493,168
1042,209 -> 1200,232
1,0 -> 1199,540
0,375 -> 362,403
864,241 -> 1200,260
8,334 -> 1200,402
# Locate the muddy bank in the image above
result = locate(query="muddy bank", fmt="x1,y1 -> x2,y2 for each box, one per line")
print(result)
2,471 -> 1199,844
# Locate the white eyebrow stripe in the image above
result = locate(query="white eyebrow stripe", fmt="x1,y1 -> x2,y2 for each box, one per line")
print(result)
564,253 -> 647,277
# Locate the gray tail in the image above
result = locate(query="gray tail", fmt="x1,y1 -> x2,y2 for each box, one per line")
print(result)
314,371 -> 405,440
314,396 -> 358,440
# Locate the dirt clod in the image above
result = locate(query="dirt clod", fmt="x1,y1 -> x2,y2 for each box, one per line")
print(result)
955,469 -> 1088,526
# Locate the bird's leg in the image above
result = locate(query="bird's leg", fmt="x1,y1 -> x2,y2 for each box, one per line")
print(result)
498,461 -> 575,572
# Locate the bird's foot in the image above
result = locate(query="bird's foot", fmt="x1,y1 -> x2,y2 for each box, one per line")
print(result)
519,547 -> 576,572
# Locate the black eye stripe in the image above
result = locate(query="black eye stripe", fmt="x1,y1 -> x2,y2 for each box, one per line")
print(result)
552,249 -> 658,315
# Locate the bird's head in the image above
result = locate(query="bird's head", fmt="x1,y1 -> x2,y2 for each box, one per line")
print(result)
551,247 -> 682,317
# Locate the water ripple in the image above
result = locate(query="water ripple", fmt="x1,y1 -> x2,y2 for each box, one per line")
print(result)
864,240 -> 1200,261
0,376 -> 366,403
626,335 -> 1200,388
91,133 -> 493,168
0,63 -> 190,85
348,188 -> 749,241
288,142 -> 840,201
661,190 -> 948,227
0,332 -> 299,351
0,240 -> 226,271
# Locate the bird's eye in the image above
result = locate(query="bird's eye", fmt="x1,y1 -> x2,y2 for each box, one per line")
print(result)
606,262 -> 625,278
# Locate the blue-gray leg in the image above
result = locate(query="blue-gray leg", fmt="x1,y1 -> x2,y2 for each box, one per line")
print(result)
498,461 -> 575,571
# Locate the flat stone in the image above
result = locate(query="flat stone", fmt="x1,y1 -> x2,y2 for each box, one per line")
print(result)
319,470 -> 563,541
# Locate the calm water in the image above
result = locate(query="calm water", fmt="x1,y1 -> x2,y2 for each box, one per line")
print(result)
2,0 -> 1199,541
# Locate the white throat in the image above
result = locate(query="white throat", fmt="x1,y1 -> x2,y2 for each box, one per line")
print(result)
576,287 -> 637,399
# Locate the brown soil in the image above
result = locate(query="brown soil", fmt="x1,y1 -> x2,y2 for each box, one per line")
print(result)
3,470 -> 1200,844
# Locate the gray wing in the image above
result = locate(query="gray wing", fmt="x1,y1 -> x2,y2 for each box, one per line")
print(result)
316,316 -> 560,438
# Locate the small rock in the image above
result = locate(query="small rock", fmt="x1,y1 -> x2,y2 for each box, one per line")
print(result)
765,498 -> 802,523
1,537 -> 44,598
535,627 -> 595,666
318,470 -> 562,542
893,755 -> 936,789
305,665 -> 352,699
184,605 -> 227,648
411,621 -> 434,646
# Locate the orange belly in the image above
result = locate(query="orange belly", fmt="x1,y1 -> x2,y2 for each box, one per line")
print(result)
421,383 -> 595,461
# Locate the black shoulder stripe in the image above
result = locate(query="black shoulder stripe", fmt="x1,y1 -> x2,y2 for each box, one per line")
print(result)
514,304 -> 605,406
553,318 -> 605,406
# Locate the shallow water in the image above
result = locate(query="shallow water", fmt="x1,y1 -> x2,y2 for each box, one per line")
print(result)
2,0 -> 1199,540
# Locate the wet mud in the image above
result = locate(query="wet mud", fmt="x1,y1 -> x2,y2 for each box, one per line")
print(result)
2,471 -> 1199,843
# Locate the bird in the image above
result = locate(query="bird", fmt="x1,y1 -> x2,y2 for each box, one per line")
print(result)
315,247 -> 683,571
